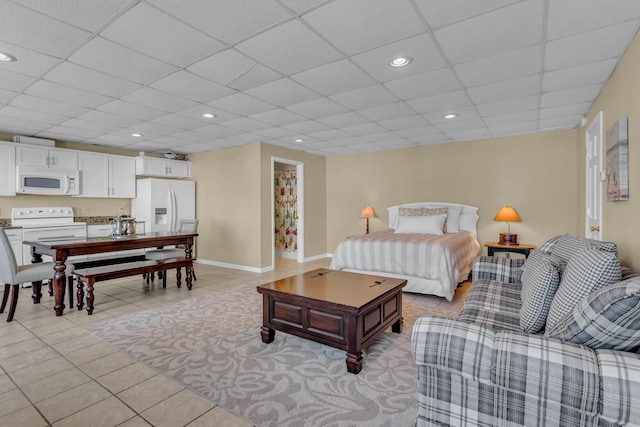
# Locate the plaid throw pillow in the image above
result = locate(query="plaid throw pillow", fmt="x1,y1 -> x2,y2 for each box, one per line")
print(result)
545,248 -> 621,333
519,251 -> 566,334
550,234 -> 617,262
546,278 -> 640,351
398,207 -> 448,233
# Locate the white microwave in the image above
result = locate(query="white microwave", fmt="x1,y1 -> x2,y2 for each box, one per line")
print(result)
16,165 -> 80,195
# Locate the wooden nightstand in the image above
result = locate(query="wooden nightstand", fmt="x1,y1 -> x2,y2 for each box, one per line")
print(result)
485,242 -> 535,258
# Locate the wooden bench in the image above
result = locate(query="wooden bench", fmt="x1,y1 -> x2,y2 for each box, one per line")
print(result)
72,257 -> 195,315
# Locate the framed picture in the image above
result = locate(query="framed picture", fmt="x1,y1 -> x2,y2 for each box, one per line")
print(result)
606,117 -> 629,201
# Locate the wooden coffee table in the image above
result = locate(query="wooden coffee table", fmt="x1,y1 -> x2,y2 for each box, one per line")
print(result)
257,269 -> 407,374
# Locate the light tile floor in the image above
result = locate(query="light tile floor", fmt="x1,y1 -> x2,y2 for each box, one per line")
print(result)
0,258 -> 470,426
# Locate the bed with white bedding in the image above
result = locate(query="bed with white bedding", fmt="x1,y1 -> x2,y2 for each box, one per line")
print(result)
329,202 -> 481,301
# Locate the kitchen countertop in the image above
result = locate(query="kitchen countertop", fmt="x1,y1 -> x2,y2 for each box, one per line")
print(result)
75,216 -> 113,225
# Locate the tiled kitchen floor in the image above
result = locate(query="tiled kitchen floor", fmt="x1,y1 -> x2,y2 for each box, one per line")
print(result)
0,258 -> 469,426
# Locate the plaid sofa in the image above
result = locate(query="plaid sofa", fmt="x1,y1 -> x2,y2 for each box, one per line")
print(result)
412,239 -> 640,426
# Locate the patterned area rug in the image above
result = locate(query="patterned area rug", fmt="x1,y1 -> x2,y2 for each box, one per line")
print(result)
87,281 -> 455,427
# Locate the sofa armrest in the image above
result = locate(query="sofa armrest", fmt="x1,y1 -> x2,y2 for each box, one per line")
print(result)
472,255 -> 525,284
412,316 -> 640,424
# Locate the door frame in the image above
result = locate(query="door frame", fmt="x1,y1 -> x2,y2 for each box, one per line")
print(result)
271,157 -> 304,266
585,111 -> 603,239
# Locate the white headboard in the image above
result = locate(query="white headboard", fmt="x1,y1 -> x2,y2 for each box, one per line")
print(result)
387,202 -> 480,235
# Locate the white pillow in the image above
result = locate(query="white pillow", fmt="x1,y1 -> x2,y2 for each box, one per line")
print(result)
444,205 -> 463,233
395,214 -> 446,235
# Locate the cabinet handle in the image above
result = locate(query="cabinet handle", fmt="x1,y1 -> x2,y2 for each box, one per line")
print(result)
591,226 -> 600,232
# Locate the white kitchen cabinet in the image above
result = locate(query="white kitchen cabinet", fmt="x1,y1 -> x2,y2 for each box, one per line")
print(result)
77,152 -> 135,198
16,145 -> 77,169
135,156 -> 190,178
0,142 -> 16,196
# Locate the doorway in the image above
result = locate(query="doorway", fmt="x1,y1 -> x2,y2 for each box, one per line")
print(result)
586,111 -> 603,240
271,157 -> 304,267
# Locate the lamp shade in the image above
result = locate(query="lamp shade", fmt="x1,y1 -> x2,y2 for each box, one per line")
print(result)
360,206 -> 376,218
493,206 -> 521,222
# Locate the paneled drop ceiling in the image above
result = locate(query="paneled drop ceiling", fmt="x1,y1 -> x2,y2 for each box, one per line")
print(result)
0,0 -> 639,156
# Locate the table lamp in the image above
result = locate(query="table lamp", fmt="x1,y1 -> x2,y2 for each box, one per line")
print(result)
360,206 -> 376,234
493,206 -> 521,244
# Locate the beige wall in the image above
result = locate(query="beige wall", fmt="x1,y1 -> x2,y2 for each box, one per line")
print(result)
326,129 -> 579,253
580,31 -> 640,270
190,143 -> 262,267
190,142 -> 326,270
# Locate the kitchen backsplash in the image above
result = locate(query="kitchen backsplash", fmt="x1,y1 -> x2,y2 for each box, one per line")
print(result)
1,216 -> 114,227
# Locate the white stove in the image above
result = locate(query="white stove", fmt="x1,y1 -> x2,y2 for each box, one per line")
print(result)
11,207 -> 87,266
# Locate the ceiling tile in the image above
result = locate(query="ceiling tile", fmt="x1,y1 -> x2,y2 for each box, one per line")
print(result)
445,128 -> 491,141
59,118 -> 121,134
0,0 -> 91,57
308,128 -> 352,141
385,68 -> 461,100
0,116 -> 52,132
254,127 -> 298,139
423,106 -> 480,124
477,95 -> 539,116
149,0 -> 292,44
329,85 -> 399,110
151,113 -> 213,131
40,126 -> 101,140
121,87 -> 198,112
282,120 -> 331,134
285,98 -> 349,119
221,117 -> 271,132
317,111 -> 370,128
245,78 -> 319,107
0,105 -> 68,125
543,59 -> 617,92
207,93 -> 277,116
358,102 -> 416,122
303,0 -> 425,55
101,2 -> 224,66
235,20 -> 342,75
415,0 -> 522,29
547,0 -> 640,40
0,42 -> 59,77
97,99 -> 166,121
395,125 -> 441,138
68,37 -> 177,84
483,110 -> 539,127
291,59 -> 375,96
0,69 -> 38,92
407,90 -> 473,114
351,33 -> 447,82
191,124 -> 243,138
361,131 -> 400,142
454,46 -> 541,87
0,88 -> 16,104
44,62 -> 141,97
250,109 -> 307,126
540,84 -> 602,108
434,1 -> 543,64
25,80 -> 112,108
467,75 -> 540,104
436,118 -> 486,133
545,21 -> 639,71
539,102 -> 591,120
342,122 -> 388,136
278,0 -> 330,14
150,71 -> 235,103
131,121 -> 183,136
188,49 -> 281,90
77,109 -> 139,127
10,94 -> 89,117
408,133 -> 450,145
379,115 -> 429,131
15,0 -> 134,31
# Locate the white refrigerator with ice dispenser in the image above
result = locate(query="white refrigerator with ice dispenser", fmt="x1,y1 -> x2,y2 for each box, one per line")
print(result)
131,178 -> 196,233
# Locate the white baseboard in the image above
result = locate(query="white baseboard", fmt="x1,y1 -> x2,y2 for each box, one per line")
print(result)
196,254 -> 332,273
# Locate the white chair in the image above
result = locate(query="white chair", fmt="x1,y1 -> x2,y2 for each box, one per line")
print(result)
0,228 -> 57,322
145,219 -> 198,288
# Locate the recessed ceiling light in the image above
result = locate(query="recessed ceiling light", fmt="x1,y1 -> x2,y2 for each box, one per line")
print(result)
131,133 -> 143,137
295,138 -> 304,143
202,113 -> 216,119
0,52 -> 17,62
444,114 -> 458,119
390,56 -> 412,67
